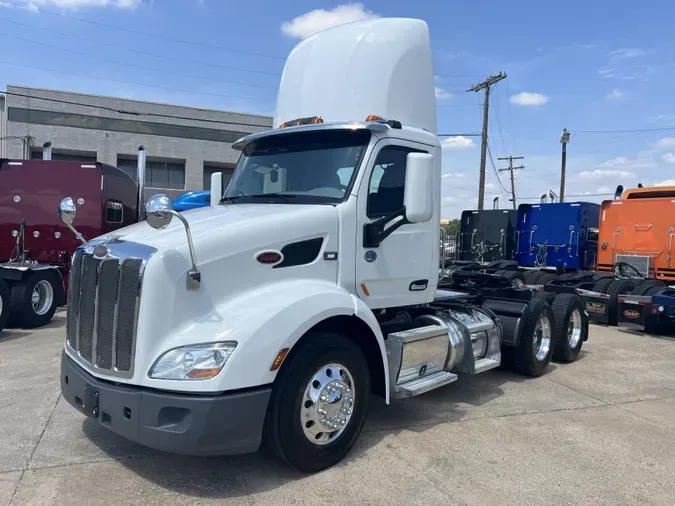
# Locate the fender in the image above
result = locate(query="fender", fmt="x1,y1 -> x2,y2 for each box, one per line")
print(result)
135,278 -> 389,399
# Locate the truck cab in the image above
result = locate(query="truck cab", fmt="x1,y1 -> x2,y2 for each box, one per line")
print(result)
59,17 -> 585,473
0,157 -> 138,330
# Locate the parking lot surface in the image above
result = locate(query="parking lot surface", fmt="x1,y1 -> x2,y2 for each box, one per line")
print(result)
1,310 -> 674,505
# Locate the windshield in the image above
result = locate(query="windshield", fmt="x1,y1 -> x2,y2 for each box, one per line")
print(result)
223,129 -> 371,204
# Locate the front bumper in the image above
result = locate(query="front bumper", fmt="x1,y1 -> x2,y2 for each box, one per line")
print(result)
60,351 -> 271,456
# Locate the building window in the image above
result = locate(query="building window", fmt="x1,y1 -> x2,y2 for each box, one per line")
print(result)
203,163 -> 234,190
117,156 -> 185,190
31,149 -> 97,162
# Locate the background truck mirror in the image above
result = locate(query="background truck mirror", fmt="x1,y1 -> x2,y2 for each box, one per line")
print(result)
403,152 -> 434,223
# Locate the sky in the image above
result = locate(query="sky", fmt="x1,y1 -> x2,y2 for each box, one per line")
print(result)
1,0 -> 675,219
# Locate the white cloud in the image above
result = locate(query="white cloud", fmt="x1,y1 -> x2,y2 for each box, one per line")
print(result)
509,92 -> 549,107
441,172 -> 466,179
441,136 -> 476,149
655,179 -> 675,186
579,169 -> 635,180
281,3 -> 379,39
609,48 -> 647,60
598,68 -> 617,79
6,0 -> 140,8
655,137 -> 675,149
435,87 -> 452,100
485,182 -> 496,189
663,153 -> 675,164
606,88 -> 623,99
596,156 -> 655,170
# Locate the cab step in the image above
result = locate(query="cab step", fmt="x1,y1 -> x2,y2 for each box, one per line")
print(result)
396,371 -> 458,398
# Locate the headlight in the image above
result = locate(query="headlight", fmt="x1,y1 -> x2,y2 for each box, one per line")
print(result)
149,342 -> 237,380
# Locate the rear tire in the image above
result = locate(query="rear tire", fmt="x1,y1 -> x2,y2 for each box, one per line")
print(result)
559,272 -> 576,281
263,332 -> 370,473
0,279 -> 10,333
534,271 -> 558,286
631,279 -> 665,296
496,270 -> 525,288
606,279 -> 637,325
9,270 -> 62,329
552,294 -> 587,362
522,270 -> 540,284
592,277 -> 615,294
510,297 -> 555,377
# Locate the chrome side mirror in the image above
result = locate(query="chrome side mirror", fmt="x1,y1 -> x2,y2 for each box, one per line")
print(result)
145,193 -> 201,291
145,194 -> 174,230
58,197 -> 86,244
58,197 -> 76,226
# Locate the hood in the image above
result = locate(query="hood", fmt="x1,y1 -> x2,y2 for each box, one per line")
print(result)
101,203 -> 337,263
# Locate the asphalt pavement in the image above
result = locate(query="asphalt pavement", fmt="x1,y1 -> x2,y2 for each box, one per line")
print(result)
1,309 -> 674,505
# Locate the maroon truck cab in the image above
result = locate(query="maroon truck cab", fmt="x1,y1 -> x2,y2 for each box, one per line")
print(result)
0,159 -> 138,329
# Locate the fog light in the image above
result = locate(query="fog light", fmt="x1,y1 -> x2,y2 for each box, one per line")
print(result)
659,305 -> 665,312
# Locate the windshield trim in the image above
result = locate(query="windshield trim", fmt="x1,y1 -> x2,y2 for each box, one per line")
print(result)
223,128 -> 373,207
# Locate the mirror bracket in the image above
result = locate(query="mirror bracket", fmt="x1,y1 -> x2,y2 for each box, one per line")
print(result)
363,207 -> 408,248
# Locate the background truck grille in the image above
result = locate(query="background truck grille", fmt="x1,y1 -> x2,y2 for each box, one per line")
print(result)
66,250 -> 144,377
615,254 -> 650,278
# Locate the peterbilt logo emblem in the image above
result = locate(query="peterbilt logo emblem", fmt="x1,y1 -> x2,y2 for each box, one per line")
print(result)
623,309 -> 640,319
93,245 -> 109,259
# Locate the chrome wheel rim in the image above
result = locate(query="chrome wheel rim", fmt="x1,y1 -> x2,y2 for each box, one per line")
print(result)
300,363 -> 355,446
532,314 -> 552,362
567,309 -> 582,349
32,280 -> 54,316
511,278 -> 524,288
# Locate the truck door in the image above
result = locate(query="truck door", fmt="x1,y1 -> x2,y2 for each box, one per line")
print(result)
355,140 -> 437,309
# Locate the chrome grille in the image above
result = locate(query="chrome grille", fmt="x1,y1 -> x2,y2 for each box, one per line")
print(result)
67,243 -> 150,378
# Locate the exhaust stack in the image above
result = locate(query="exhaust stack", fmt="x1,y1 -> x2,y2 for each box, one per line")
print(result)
137,145 -> 146,221
614,184 -> 624,200
540,194 -> 547,204
492,197 -> 499,210
42,142 -> 52,160
549,190 -> 558,203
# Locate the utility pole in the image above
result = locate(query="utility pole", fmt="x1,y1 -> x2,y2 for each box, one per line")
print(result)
560,128 -> 571,203
467,71 -> 507,210
498,155 -> 524,209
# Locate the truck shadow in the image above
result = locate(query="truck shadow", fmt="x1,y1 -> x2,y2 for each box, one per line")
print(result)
81,369 -> 532,499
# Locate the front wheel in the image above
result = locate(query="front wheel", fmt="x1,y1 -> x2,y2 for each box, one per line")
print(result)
264,332 -> 370,473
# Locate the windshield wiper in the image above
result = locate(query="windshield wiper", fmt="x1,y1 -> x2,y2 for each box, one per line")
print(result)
247,193 -> 296,203
219,195 -> 241,205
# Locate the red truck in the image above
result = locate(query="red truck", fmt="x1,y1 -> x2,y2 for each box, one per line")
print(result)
0,145 -> 145,331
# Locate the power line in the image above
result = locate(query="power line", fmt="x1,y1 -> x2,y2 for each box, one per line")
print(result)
0,15 -> 283,78
0,0 -> 286,61
574,126 -> 675,134
498,155 -> 525,209
492,86 -> 507,156
0,31 -> 275,89
2,91 -> 273,128
438,133 -> 483,137
0,59 -> 259,102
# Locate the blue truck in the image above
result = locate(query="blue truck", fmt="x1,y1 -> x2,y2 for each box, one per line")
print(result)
514,201 -> 600,271
172,190 -> 211,212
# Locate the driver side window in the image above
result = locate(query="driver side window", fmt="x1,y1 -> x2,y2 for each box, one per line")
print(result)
367,146 -> 417,218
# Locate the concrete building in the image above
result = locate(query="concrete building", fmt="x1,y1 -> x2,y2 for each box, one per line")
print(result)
0,85 -> 273,199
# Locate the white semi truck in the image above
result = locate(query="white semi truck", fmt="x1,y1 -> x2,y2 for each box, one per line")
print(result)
59,18 -> 589,473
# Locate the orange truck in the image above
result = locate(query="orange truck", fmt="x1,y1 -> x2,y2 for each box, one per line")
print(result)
597,185 -> 675,280
575,184 -> 675,332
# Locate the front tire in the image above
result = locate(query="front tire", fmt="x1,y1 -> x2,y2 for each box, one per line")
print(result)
264,332 -> 370,473
552,294 -> 587,362
9,270 -> 62,328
